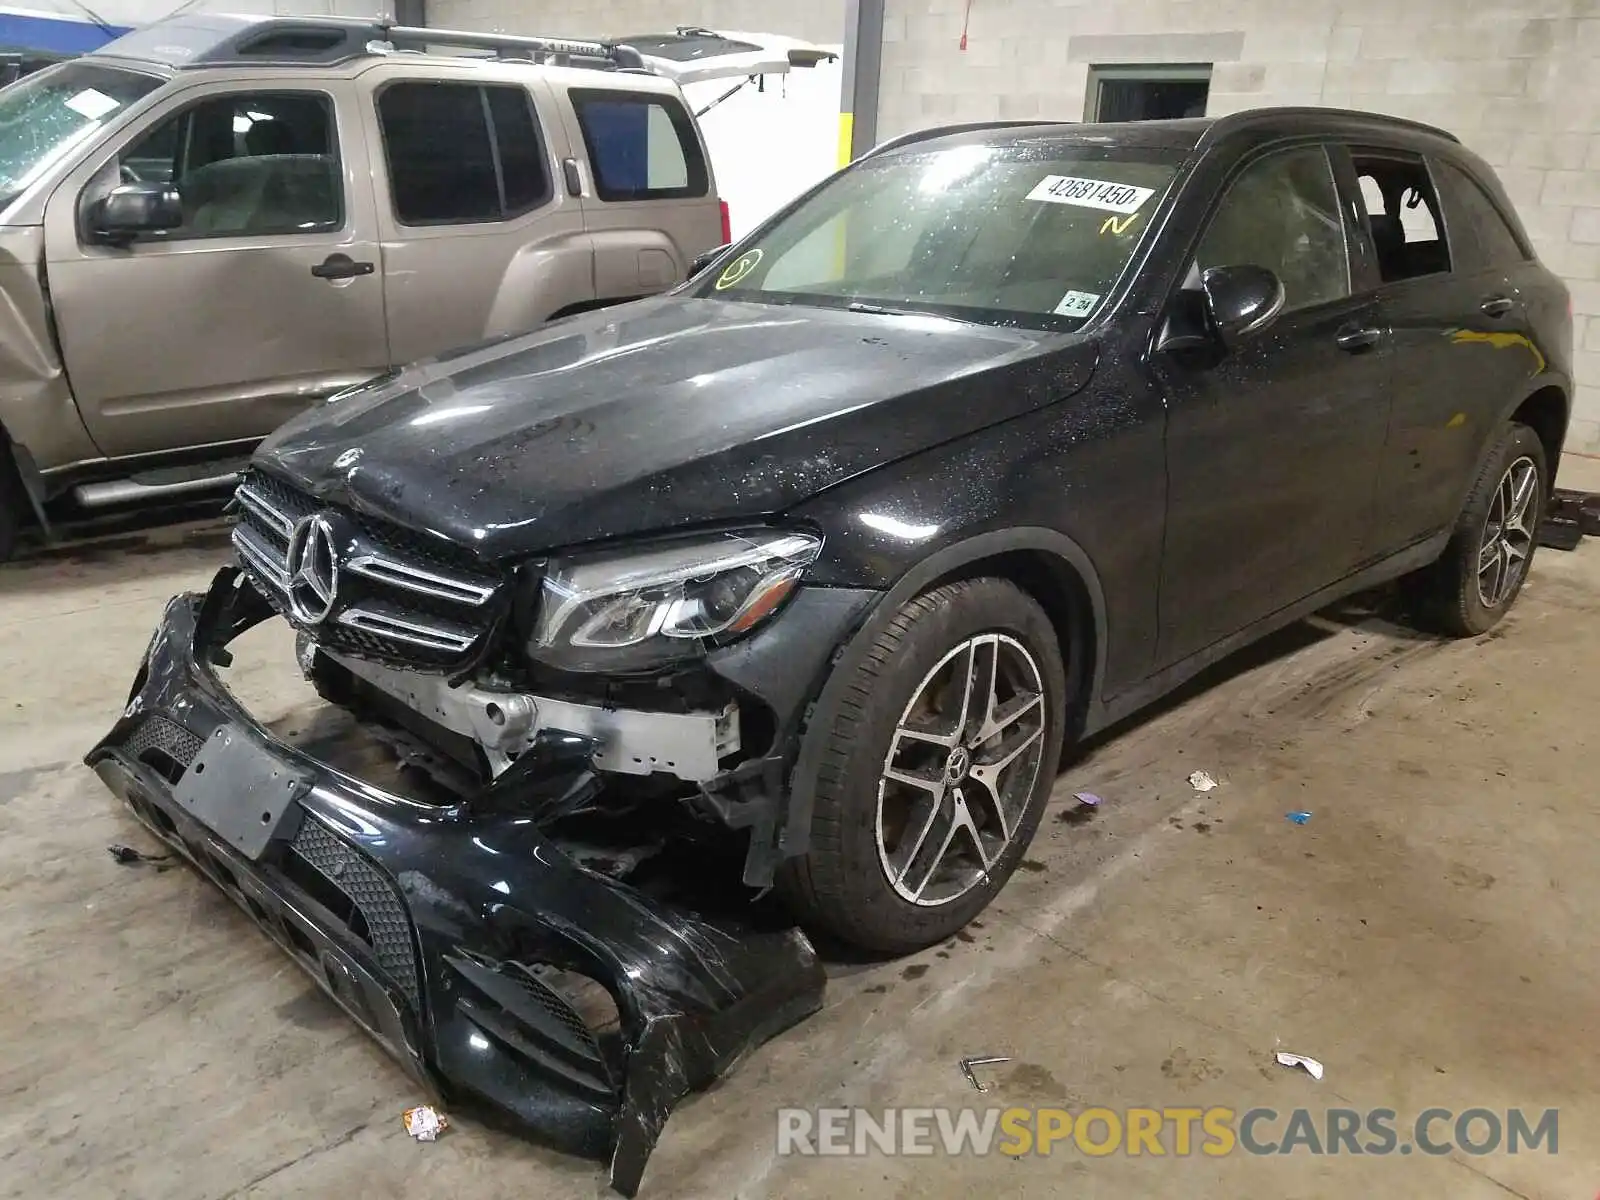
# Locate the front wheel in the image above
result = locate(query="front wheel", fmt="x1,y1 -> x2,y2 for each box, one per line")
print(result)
1409,421 -> 1546,637
778,577 -> 1067,954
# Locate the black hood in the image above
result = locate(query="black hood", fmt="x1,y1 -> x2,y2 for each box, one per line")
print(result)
256,294 -> 1095,563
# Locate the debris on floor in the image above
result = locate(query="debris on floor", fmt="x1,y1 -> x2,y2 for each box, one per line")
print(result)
402,1105 -> 449,1142
1188,770 -> 1218,792
959,1055 -> 1010,1091
1541,488 -> 1599,550
1073,791 -> 1103,807
106,844 -> 172,868
1274,1051 -> 1324,1081
1285,811 -> 1313,825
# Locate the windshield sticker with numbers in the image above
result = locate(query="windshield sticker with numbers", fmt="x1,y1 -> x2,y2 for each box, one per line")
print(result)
1052,290 -> 1101,319
1027,175 -> 1155,214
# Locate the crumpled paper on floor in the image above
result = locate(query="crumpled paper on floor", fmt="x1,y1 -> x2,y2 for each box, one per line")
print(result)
403,1105 -> 449,1142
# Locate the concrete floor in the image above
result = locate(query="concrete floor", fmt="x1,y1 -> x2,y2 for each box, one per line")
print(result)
4,484 -> 1599,1199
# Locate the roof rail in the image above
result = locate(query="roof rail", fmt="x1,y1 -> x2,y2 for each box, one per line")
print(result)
104,15 -> 652,72
858,120 -> 1066,162
1205,106 -> 1461,145
377,24 -> 646,70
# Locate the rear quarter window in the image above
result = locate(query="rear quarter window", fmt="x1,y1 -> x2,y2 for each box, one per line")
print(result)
569,87 -> 708,201
1433,159 -> 1530,273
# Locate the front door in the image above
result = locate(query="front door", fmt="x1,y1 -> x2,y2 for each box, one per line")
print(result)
44,80 -> 388,458
1151,142 -> 1394,665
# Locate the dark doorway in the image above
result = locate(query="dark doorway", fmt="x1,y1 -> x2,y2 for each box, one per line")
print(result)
1088,66 -> 1212,122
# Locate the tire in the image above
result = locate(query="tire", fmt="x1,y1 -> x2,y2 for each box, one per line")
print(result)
777,577 -> 1067,954
1408,421 -> 1547,637
0,450 -> 22,564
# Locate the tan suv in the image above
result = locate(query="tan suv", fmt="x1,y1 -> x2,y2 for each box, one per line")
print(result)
0,16 -> 828,559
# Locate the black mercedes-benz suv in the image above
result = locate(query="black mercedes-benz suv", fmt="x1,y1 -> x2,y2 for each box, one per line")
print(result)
89,107 -> 1571,1190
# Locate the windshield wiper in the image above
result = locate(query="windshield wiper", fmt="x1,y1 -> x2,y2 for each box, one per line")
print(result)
846,301 -> 915,316
846,300 -> 988,327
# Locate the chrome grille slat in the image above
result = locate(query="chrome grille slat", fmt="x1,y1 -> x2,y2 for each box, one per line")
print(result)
346,554 -> 496,606
235,482 -> 294,539
233,525 -> 291,593
336,605 -> 478,653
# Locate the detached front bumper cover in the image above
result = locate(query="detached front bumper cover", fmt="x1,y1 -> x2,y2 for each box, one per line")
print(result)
85,567 -> 826,1196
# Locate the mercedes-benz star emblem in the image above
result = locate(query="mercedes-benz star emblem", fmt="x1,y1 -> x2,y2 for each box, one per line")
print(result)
285,513 -> 340,625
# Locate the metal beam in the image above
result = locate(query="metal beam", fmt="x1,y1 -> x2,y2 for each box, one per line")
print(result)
837,0 -> 884,166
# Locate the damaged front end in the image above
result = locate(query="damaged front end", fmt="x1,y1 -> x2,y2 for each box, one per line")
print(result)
85,568 -> 826,1195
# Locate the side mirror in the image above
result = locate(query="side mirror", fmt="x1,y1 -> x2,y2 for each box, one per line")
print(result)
1200,264 -> 1285,347
689,243 -> 730,280
90,182 -> 182,243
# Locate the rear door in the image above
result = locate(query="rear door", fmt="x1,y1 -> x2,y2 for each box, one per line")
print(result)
44,78 -> 387,457
1352,148 -> 1545,554
551,81 -> 721,301
1151,142 -> 1395,665
359,67 -> 593,364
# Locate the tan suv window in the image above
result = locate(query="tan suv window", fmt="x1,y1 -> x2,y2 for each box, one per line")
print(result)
117,91 -> 341,238
376,82 -> 550,225
569,88 -> 707,202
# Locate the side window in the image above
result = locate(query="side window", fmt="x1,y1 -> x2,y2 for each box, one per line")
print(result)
1434,159 -> 1528,273
1195,145 -> 1351,313
569,88 -> 708,202
377,82 -> 551,225
115,91 -> 340,238
1351,152 -> 1450,283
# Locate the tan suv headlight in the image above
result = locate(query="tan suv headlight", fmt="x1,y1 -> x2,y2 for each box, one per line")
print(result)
527,530 -> 823,673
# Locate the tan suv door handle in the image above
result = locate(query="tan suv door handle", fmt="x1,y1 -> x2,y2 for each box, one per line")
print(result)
311,253 -> 375,280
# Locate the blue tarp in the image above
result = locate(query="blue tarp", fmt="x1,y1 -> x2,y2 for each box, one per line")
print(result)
0,11 -> 126,56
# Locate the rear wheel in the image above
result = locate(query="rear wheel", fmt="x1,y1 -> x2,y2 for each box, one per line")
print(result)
778,578 -> 1067,954
1408,421 -> 1546,636
0,448 -> 23,564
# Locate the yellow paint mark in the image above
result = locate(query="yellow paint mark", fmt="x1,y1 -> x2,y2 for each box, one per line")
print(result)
1446,412 -> 1467,429
1449,327 -> 1546,373
1099,213 -> 1139,236
837,110 -> 855,168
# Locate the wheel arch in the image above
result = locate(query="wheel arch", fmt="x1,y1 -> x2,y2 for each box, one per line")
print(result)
1506,382 -> 1569,489
780,527 -> 1107,860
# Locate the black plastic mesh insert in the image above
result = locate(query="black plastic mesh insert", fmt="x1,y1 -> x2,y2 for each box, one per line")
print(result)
515,968 -> 603,1051
125,715 -> 205,770
289,815 -> 420,1010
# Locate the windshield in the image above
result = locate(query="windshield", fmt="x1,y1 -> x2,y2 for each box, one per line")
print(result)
697,140 -> 1183,327
0,62 -> 163,208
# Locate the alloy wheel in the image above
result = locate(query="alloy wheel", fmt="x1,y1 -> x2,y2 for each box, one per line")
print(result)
874,633 -> 1048,907
1476,455 -> 1538,610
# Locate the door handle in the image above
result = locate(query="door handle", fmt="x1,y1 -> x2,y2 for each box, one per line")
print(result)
1480,295 -> 1516,318
562,157 -> 583,197
311,253 -> 375,280
1335,325 -> 1384,352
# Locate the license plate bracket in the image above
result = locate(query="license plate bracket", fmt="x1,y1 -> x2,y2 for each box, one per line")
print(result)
173,724 -> 310,859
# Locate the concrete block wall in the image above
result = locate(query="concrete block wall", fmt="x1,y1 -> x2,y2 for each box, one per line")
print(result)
879,0 -> 1600,454
426,0 -> 843,44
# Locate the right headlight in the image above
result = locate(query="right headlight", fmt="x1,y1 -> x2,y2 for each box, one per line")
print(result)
527,529 -> 823,673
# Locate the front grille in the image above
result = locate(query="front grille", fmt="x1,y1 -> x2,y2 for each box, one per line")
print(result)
287,815 -> 420,1011
232,470 -> 503,671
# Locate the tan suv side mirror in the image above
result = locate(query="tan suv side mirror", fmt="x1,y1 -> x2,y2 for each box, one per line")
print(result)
91,182 -> 183,244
